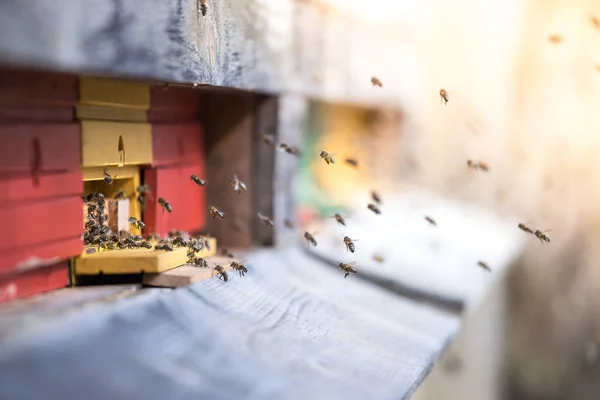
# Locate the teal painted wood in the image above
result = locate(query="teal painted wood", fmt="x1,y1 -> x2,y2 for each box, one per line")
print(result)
0,248 -> 459,400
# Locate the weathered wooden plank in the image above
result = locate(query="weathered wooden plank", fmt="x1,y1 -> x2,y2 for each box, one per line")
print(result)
305,188 -> 526,310
0,247 -> 459,400
143,256 -> 235,288
0,0 -> 285,93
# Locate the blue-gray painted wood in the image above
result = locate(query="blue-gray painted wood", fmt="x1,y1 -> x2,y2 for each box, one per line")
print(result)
306,188 -> 526,311
0,247 -> 459,400
0,0 -> 283,92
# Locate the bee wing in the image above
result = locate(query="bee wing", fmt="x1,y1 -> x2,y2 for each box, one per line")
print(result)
348,261 -> 356,266
240,181 -> 247,191
543,228 -> 553,233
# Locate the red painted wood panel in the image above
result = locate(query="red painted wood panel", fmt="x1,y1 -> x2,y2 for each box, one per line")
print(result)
0,261 -> 70,304
0,237 -> 82,275
0,106 -> 75,122
0,123 -> 81,173
0,171 -> 82,204
152,123 -> 204,167
0,196 -> 83,251
148,86 -> 201,122
0,69 -> 78,107
143,163 -> 206,236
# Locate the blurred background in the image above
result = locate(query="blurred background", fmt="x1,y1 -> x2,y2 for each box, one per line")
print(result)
291,0 -> 600,399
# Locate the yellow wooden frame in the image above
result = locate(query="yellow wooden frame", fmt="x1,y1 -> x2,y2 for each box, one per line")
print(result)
79,76 -> 150,110
81,120 -> 153,168
76,105 -> 148,122
74,238 -> 217,275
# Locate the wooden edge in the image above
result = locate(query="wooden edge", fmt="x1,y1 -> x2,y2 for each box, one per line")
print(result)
142,256 -> 236,288
82,165 -> 139,181
79,76 -> 150,110
76,105 -> 148,122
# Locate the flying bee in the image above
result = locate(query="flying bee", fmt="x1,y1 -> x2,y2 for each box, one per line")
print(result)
333,213 -> 347,226
214,265 -> 229,282
439,89 -> 449,105
261,133 -> 275,145
158,197 -> 172,213
548,34 -> 563,44
477,162 -> 489,172
338,262 -> 357,278
208,205 -> 225,220
425,216 -> 437,226
344,158 -> 359,168
230,174 -> 247,194
304,231 -> 318,247
372,254 -> 385,263
367,203 -> 381,215
285,145 -> 302,157
140,241 -> 153,249
137,184 -> 152,195
371,190 -> 382,205
534,229 -> 551,244
343,236 -> 360,253
114,190 -> 126,200
371,77 -> 383,87
320,150 -> 335,165
518,223 -> 534,234
103,168 -> 117,185
477,261 -> 491,272
257,212 -> 274,228
128,217 -> 145,230
155,240 -> 173,251
221,248 -> 235,258
230,261 -> 248,277
284,219 -> 295,229
190,174 -> 206,186
200,0 -> 207,16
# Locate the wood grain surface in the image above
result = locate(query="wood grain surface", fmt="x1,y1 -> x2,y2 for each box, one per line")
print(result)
0,247 -> 459,400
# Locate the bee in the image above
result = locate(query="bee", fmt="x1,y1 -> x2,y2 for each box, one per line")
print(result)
214,264 -> 229,282
344,158 -> 359,168
200,0 -> 207,16
338,262 -> 357,278
343,236 -> 360,253
518,223 -> 534,234
371,190 -> 382,205
304,231 -> 318,246
257,212 -> 274,228
284,219 -> 295,229
285,145 -> 302,157
333,213 -> 347,226
168,230 -> 186,238
190,174 -> 206,186
140,241 -> 153,249
230,261 -> 248,277
137,193 -> 147,213
221,248 -> 235,258
320,150 -> 335,165
372,254 -> 385,263
191,257 -> 208,268
230,174 -> 247,194
155,240 -> 173,251
187,249 -> 196,261
371,77 -> 383,87
114,190 -> 127,200
548,34 -> 563,44
85,247 -> 97,254
128,217 -> 145,230
425,216 -> 436,226
86,203 -> 98,213
477,261 -> 491,272
595,64 -> 600,73
100,241 -> 116,251
261,134 -> 275,145
208,205 -> 225,220
103,168 -> 117,185
188,239 -> 204,253
172,236 -> 188,247
158,197 -> 172,213
367,203 -> 381,215
592,16 -> 600,30
534,229 -> 551,244
439,89 -> 449,105
137,184 -> 152,195
466,160 -> 489,171
145,233 -> 162,241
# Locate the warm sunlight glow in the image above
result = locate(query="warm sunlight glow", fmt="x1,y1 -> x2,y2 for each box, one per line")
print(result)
325,0 -> 423,23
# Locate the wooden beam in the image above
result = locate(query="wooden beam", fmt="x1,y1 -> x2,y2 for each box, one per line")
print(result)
204,91 -> 254,248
